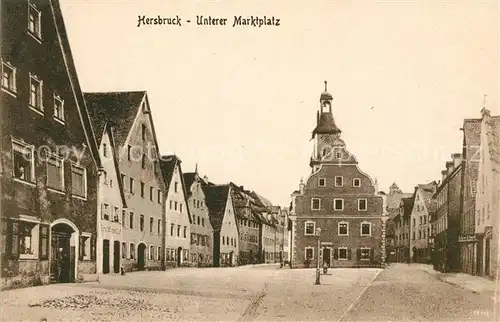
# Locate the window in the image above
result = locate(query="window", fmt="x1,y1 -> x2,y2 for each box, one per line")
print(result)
174,201 -> 178,211
311,198 -> 321,210
2,61 -> 17,94
79,233 -> 91,261
360,248 -> 371,261
358,199 -> 367,211
170,224 -> 174,236
113,207 -> 119,222
130,243 -> 135,259
127,145 -> 132,161
175,182 -> 179,193
129,177 -> 134,194
46,154 -> 64,191
29,74 -> 43,112
149,217 -> 153,233
318,178 -> 326,187
157,190 -> 162,203
353,178 -> 361,187
150,186 -> 154,201
335,176 -> 343,187
122,242 -> 127,259
338,247 -> 348,260
197,217 -> 200,225
334,199 -> 344,211
180,204 -> 183,213
304,221 -> 315,235
360,222 -> 371,236
12,139 -> 35,183
140,215 -> 144,231
150,246 -> 154,260
177,225 -> 180,237
157,246 -> 161,261
338,222 -> 349,236
71,164 -> 86,198
103,144 -> 108,157
142,124 -> 146,141
412,218 -> 416,226
140,182 -> 145,198
102,203 -> 110,220
28,3 -> 41,39
336,152 -> 342,159
157,219 -> 161,234
19,220 -> 39,258
141,154 -> 146,169
53,94 -> 64,122
121,173 -> 126,190
201,218 -> 205,227
305,247 -> 314,260
122,210 -> 126,227
129,212 -> 134,229
412,231 -> 415,240
169,200 -> 173,209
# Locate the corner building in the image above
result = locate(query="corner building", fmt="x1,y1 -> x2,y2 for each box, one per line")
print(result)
290,83 -> 384,268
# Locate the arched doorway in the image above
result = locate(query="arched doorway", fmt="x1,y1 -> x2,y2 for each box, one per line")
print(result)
137,243 -> 146,270
177,246 -> 182,267
50,219 -> 79,283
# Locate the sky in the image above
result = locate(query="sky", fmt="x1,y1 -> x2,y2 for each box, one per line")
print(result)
60,0 -> 499,206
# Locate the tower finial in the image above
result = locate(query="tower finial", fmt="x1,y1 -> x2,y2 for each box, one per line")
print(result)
482,93 -> 487,109
195,163 -> 198,173
324,80 -> 327,92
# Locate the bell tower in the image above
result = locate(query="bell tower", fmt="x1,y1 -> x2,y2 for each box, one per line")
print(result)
310,81 -> 342,169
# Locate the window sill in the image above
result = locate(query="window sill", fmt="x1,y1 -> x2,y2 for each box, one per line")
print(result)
54,117 -> 65,125
82,257 -> 91,261
13,178 -> 36,187
47,187 -> 65,195
28,31 -> 42,44
72,194 -> 87,201
337,258 -> 348,261
1,87 -> 17,98
29,105 -> 44,116
19,254 -> 38,260
361,234 -> 372,237
338,234 -> 349,237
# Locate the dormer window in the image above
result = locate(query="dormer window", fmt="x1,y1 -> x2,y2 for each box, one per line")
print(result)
353,178 -> 361,187
53,94 -> 64,123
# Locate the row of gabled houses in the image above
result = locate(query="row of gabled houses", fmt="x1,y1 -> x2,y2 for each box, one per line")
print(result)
0,0 -> 290,290
386,107 -> 500,280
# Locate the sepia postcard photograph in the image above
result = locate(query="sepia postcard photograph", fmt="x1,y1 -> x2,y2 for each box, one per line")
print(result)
0,0 -> 499,321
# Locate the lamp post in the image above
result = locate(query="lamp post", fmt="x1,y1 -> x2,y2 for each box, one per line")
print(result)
315,227 -> 322,285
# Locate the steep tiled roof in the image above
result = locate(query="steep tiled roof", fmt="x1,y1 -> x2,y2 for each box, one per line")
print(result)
50,0 -> 102,169
203,185 -> 230,231
312,112 -> 341,138
463,119 -> 482,195
401,196 -> 415,217
84,91 -> 146,147
160,155 -> 191,222
387,192 -> 413,210
183,172 -> 197,197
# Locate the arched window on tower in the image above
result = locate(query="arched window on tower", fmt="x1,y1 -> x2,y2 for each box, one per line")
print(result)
322,101 -> 330,113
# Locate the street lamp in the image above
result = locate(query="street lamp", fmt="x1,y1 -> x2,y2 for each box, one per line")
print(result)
315,227 -> 322,285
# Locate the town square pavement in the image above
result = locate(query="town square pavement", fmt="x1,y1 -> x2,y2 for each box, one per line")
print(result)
1,263 -> 497,321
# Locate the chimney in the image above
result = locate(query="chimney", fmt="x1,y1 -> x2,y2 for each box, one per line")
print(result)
446,161 -> 454,175
451,153 -> 462,168
441,170 -> 447,183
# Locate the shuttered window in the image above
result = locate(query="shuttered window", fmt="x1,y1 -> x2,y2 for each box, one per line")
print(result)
71,164 -> 86,198
47,155 -> 64,191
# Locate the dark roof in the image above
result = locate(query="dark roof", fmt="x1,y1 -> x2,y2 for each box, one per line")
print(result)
312,112 -> 341,137
401,196 -> 415,217
160,155 -> 191,223
489,116 -> 500,165
203,185 -> 230,231
84,91 -> 146,147
463,119 -> 482,195
51,0 -> 102,169
183,172 -> 197,197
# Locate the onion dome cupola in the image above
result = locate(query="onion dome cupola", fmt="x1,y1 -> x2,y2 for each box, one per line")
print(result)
311,81 -> 342,139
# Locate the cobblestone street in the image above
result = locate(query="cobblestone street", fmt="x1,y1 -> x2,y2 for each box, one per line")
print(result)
1,264 -> 497,321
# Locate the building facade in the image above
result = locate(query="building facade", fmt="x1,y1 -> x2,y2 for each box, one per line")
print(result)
433,157 -> 462,273
1,0 -> 102,289
385,183 -> 412,262
409,182 -> 437,263
474,108 -> 500,279
290,83 -> 384,269
85,91 -> 165,272
184,170 -> 213,267
203,185 -> 239,267
394,197 -> 413,263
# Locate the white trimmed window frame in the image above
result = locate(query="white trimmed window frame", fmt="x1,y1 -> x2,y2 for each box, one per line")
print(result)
305,246 -> 315,260
70,162 -> 87,200
129,243 -> 136,259
53,93 -> 65,124
318,178 -> 326,187
29,73 -> 43,115
81,232 -> 92,261
1,59 -> 17,96
360,221 -> 372,236
304,221 -> 316,236
353,178 -> 361,187
360,247 -> 371,261
336,152 -> 342,159
335,176 -> 343,187
338,221 -> 349,236
12,138 -> 36,186
18,216 -> 41,260
358,198 -> 368,211
311,198 -> 321,210
157,246 -> 161,261
28,2 -> 42,42
333,198 -> 344,211
338,246 -> 348,260
46,153 -> 65,193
